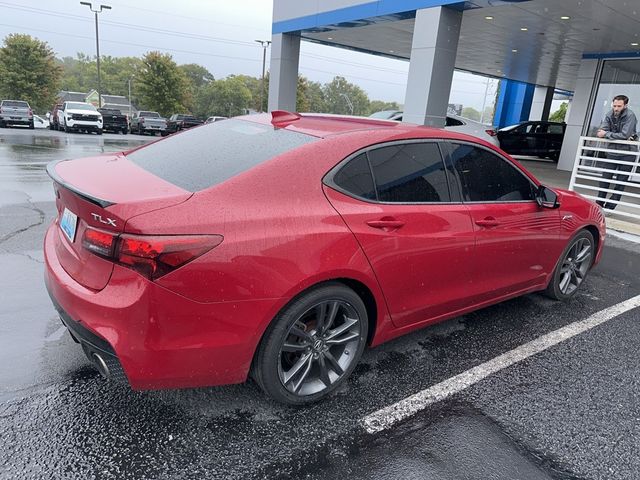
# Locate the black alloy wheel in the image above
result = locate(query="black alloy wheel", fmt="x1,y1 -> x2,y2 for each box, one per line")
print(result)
253,283 -> 368,405
545,230 -> 595,300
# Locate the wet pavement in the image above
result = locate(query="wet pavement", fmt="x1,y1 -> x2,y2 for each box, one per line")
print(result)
1,129 -> 639,479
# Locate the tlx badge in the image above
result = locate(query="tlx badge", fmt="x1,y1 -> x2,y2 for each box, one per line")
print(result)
91,213 -> 117,227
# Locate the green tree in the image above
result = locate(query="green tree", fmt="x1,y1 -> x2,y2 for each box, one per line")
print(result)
367,100 -> 400,115
0,34 -> 62,112
198,76 -> 252,117
304,79 -> 325,112
179,64 -> 214,113
461,106 -> 481,121
179,63 -> 214,88
549,102 -> 568,122
137,51 -> 190,116
323,76 -> 369,115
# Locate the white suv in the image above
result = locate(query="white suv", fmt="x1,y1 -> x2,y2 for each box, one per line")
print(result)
58,101 -> 103,135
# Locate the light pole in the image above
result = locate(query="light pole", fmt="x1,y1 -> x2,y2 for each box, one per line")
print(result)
255,40 -> 271,112
127,76 -> 134,118
80,2 -> 111,108
340,93 -> 354,115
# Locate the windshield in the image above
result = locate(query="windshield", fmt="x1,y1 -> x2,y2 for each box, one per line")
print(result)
66,102 -> 97,111
140,112 -> 160,118
2,100 -> 29,108
99,109 -> 121,115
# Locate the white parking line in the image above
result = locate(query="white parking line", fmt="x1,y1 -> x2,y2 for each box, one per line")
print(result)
361,294 -> 640,434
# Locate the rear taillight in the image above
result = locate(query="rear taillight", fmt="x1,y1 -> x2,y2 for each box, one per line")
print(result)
82,227 -> 223,280
83,228 -> 116,257
485,129 -> 497,137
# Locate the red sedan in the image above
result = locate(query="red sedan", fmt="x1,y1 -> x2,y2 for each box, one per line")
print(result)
44,111 -> 605,404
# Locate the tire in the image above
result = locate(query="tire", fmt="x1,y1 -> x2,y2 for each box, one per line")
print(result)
122,128 -> 128,135
63,121 -> 69,133
28,121 -> 34,130
253,283 -> 368,405
545,230 -> 595,300
97,128 -> 103,136
49,122 -> 54,130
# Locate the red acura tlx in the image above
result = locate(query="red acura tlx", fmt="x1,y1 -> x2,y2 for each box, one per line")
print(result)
44,111 -> 605,404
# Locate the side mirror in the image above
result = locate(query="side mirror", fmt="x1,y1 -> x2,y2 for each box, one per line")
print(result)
536,185 -> 560,209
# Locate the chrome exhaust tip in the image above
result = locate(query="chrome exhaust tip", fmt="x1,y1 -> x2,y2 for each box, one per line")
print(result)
91,352 -> 110,378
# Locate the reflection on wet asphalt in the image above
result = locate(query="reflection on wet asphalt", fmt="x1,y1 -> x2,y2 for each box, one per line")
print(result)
0,129 -> 153,205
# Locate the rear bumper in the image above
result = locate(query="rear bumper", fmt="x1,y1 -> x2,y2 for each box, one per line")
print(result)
0,114 -> 31,124
140,124 -> 166,132
43,221 -> 277,391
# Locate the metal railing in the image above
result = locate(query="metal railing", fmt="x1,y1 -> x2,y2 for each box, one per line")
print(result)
569,136 -> 640,222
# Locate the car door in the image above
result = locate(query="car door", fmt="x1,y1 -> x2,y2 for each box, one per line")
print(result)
547,123 -> 565,153
530,122 -> 550,155
324,140 -> 477,328
498,123 -> 528,154
444,142 -> 561,302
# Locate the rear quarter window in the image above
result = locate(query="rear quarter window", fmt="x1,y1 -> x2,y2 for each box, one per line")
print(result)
125,119 -> 317,191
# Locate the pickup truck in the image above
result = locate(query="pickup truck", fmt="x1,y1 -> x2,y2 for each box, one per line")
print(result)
97,108 -> 128,134
0,100 -> 34,128
130,111 -> 168,136
165,114 -> 203,134
57,101 -> 103,135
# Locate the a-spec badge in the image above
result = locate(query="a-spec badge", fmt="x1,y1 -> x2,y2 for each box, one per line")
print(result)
91,213 -> 117,227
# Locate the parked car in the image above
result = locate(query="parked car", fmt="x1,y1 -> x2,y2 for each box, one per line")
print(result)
497,121 -> 566,162
97,108 -> 128,134
44,112 -> 605,405
205,116 -> 228,123
166,114 -> 203,134
370,111 -> 499,146
57,101 -> 103,135
130,111 -> 167,135
33,114 -> 50,129
0,100 -> 34,128
49,104 -> 62,131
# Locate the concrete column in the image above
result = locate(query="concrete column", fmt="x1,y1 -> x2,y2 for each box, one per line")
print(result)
493,79 -> 535,128
529,86 -> 554,121
403,7 -> 462,127
557,59 -> 599,171
268,33 -> 300,112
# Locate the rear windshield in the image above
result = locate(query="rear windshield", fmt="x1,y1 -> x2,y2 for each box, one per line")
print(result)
2,100 -> 29,108
99,109 -> 121,115
140,111 -> 160,118
125,119 -> 317,191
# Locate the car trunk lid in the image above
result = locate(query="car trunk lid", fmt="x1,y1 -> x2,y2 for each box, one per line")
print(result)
47,153 -> 192,290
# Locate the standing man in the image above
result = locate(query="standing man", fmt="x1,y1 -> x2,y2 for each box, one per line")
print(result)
596,94 -> 638,211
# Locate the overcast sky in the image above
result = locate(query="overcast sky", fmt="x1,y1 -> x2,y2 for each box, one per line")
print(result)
0,0 -> 499,111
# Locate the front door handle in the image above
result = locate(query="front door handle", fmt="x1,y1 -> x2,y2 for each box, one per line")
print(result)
366,218 -> 405,231
475,217 -> 500,228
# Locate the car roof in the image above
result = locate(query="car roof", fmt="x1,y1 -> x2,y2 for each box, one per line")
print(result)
241,111 -> 472,141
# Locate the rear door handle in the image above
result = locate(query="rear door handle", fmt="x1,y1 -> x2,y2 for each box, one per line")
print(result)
366,219 -> 405,231
475,217 -> 500,228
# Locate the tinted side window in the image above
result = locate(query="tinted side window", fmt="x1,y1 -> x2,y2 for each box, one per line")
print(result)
449,143 -> 535,202
548,124 -> 564,134
367,143 -> 450,203
333,153 -> 376,200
